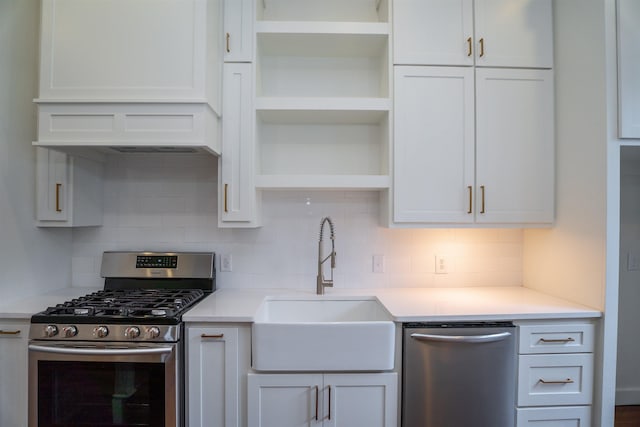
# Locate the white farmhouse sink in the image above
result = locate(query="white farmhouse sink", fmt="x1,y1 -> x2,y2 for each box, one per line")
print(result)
251,297 -> 395,371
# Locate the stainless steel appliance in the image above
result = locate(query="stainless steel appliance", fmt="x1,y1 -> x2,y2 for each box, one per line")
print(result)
28,251 -> 215,427
402,322 -> 516,427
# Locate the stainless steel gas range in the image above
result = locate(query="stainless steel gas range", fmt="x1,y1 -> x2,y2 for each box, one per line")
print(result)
28,251 -> 216,427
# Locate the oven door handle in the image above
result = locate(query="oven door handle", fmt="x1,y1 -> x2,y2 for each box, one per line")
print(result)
28,344 -> 174,356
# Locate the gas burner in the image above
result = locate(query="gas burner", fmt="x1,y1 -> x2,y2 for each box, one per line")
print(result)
31,288 -> 206,325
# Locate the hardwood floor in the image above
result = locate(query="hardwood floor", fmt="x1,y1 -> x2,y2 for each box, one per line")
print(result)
616,406 -> 640,427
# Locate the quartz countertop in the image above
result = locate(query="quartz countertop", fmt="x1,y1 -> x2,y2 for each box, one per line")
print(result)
183,286 -> 601,323
0,286 -> 601,322
0,287 -> 101,320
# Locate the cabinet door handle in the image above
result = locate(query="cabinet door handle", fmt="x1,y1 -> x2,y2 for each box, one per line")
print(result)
328,385 -> 332,420
224,183 -> 229,213
538,378 -> 574,385
226,32 -> 230,53
479,38 -> 485,57
0,330 -> 21,335
480,185 -> 486,214
200,333 -> 224,339
539,337 -> 576,343
466,37 -> 473,57
55,183 -> 62,212
467,186 -> 473,214
314,385 -> 319,420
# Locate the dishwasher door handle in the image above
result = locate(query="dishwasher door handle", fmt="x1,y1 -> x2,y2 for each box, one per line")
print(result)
410,331 -> 512,344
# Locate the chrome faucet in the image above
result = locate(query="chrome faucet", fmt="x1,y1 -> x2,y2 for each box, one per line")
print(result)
316,217 -> 336,295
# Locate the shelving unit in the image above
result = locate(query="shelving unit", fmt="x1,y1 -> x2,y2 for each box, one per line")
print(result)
253,0 -> 391,190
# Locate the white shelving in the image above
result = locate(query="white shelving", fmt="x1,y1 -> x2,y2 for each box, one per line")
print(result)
253,0 -> 392,191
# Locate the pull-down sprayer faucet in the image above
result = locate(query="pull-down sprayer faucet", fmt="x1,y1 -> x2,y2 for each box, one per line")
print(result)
316,217 -> 336,295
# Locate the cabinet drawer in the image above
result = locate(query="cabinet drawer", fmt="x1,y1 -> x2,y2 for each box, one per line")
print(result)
518,323 -> 595,354
518,354 -> 593,407
517,406 -> 591,426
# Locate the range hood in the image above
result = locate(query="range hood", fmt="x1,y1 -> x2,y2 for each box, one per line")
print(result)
33,101 -> 221,160
34,0 -> 224,159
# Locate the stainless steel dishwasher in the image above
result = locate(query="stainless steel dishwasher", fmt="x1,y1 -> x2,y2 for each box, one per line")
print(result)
402,322 -> 516,427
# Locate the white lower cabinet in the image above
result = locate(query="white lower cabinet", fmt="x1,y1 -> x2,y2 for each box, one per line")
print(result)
515,321 -> 595,427
186,325 -> 251,427
248,372 -> 398,427
0,321 -> 29,427
516,406 -> 591,426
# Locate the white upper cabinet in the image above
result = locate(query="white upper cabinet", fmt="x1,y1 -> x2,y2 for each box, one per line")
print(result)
475,68 -> 555,224
393,67 -> 554,225
36,148 -> 104,227
394,0 -> 553,68
219,63 -> 259,226
393,0 -> 473,66
394,66 -> 475,223
392,0 -> 554,226
35,0 -> 224,155
224,0 -> 254,62
618,0 -> 640,138
39,0 -> 220,101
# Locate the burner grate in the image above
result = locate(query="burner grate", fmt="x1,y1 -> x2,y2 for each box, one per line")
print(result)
33,288 -> 205,324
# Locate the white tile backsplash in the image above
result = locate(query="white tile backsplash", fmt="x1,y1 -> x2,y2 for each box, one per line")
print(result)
71,154 -> 524,289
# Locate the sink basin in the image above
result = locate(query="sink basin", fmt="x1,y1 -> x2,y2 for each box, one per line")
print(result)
252,297 -> 395,371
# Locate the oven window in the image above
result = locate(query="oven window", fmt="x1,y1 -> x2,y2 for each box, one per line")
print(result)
38,361 -> 165,427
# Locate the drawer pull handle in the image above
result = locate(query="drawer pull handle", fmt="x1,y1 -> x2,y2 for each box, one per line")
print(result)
200,334 -> 224,339
538,378 -> 574,385
539,337 -> 576,343
0,330 -> 21,335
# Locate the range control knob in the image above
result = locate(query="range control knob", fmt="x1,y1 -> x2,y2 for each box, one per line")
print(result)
146,326 -> 161,339
62,326 -> 78,338
93,326 -> 109,339
43,325 -> 58,338
124,326 -> 140,339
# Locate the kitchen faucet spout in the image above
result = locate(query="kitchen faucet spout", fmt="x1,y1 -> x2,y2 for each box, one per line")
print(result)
316,217 -> 336,295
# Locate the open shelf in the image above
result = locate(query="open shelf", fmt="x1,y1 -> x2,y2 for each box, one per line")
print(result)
252,0 -> 392,191
257,0 -> 389,23
256,174 -> 390,190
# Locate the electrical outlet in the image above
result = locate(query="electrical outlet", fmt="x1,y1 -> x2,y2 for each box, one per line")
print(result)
220,254 -> 232,272
628,251 -> 640,271
373,255 -> 385,273
435,255 -> 449,274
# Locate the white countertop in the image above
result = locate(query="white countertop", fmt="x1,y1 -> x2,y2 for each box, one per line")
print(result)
0,286 -> 601,322
183,286 -> 601,323
0,287 -> 101,320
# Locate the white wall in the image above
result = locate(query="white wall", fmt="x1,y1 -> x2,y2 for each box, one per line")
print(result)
0,0 -> 72,301
71,154 -> 525,290
523,0 -> 608,311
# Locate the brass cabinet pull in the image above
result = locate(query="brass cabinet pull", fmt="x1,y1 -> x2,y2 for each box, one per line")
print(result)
480,185 -> 486,214
55,183 -> 62,212
200,333 -> 224,339
467,186 -> 473,214
540,337 -> 576,343
538,378 -> 574,385
314,385 -> 319,420
224,183 -> 229,213
0,330 -> 21,335
226,33 -> 230,53
479,38 -> 485,57
328,385 -> 332,420
466,37 -> 473,57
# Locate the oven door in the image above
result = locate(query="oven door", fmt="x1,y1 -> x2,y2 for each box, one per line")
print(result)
28,341 -> 179,427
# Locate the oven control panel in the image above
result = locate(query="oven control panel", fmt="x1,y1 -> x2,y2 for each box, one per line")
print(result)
136,255 -> 178,269
29,324 -> 179,342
